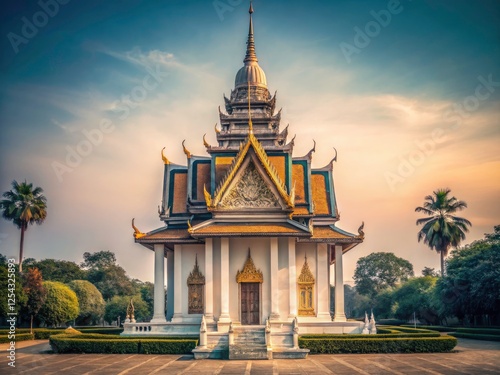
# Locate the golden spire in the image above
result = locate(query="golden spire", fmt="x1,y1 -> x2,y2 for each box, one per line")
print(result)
244,1 -> 258,64
182,140 -> 192,159
161,147 -> 170,164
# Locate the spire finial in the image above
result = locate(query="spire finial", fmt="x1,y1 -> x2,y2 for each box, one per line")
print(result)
244,1 -> 258,64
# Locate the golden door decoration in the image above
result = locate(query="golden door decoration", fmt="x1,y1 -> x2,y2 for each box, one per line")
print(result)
187,255 -> 205,314
298,256 -> 315,316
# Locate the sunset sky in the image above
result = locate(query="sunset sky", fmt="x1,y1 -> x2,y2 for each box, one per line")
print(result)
1,0 -> 499,284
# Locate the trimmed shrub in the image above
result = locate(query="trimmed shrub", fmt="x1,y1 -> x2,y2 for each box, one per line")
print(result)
299,336 -> 457,353
454,328 -> 500,335
77,328 -> 123,335
39,281 -> 79,326
49,334 -> 198,354
402,325 -> 451,332
377,319 -> 406,326
50,337 -> 137,354
0,333 -> 34,344
380,325 -> 437,334
300,332 -> 440,339
140,339 -> 198,354
450,332 -> 500,342
34,329 -> 65,339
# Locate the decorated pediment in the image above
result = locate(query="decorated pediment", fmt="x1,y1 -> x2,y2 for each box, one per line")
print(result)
204,132 -> 295,211
236,250 -> 263,283
219,161 -> 281,209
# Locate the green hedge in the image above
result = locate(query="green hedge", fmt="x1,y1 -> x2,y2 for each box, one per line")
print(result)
49,334 -> 198,354
0,333 -> 34,344
300,332 -> 440,339
299,336 -> 457,354
450,332 -> 500,342
454,328 -> 500,335
140,340 -> 197,354
380,326 -> 437,334
402,325 -> 451,332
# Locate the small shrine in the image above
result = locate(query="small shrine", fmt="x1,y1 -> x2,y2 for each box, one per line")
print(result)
124,3 -> 364,359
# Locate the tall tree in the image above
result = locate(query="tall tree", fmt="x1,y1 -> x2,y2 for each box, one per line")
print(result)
23,258 -> 86,283
68,280 -> 105,325
353,252 -> 414,298
415,188 -> 471,276
0,180 -> 47,272
38,281 -> 79,327
20,267 -> 47,325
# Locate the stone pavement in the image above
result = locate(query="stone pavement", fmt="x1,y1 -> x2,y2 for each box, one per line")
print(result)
1,338 -> 499,374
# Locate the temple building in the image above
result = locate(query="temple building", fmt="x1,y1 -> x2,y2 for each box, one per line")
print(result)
125,4 -> 364,359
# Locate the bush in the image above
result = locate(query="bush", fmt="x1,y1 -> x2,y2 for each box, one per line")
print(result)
380,325 -> 437,334
377,319 -> 406,326
454,328 -> 500,335
140,339 -> 198,354
34,329 -> 65,339
300,332 -> 440,339
39,281 -> 79,326
76,328 -> 123,335
450,332 -> 500,342
299,336 -> 457,353
49,334 -> 198,354
0,333 -> 34,344
402,325 -> 451,332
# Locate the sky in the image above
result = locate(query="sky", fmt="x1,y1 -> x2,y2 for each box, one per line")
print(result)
0,0 -> 499,284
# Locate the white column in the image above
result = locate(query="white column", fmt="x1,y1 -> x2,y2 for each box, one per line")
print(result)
151,244 -> 166,323
166,249 -> 174,321
333,244 -> 347,322
316,243 -> 330,320
205,238 -> 214,322
172,244 -> 183,322
270,237 -> 280,319
288,238 -> 297,318
219,238 -> 230,322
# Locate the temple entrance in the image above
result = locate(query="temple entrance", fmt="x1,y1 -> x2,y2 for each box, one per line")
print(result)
241,282 -> 260,325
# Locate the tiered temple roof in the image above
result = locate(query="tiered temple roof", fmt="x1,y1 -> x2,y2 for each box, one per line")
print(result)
133,4 -> 363,252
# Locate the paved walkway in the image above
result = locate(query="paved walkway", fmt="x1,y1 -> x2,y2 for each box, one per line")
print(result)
1,338 -> 499,374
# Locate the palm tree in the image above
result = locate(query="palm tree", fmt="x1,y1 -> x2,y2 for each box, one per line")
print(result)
415,188 -> 471,276
1,180 -> 47,272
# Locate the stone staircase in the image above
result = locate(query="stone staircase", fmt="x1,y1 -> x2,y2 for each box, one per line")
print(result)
229,326 -> 270,360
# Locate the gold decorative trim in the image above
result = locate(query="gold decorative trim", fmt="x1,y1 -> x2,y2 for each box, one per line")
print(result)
207,132 -> 294,210
132,218 -> 146,239
187,255 -> 205,314
236,249 -> 263,283
214,123 -> 220,134
298,256 -> 315,284
161,147 -> 170,165
182,140 -> 192,159
203,134 -> 210,149
126,298 -> 135,321
298,255 -> 315,316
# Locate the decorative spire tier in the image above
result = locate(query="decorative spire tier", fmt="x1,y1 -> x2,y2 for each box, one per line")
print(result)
213,3 -> 289,152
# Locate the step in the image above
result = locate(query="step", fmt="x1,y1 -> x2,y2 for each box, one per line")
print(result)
229,345 -> 270,360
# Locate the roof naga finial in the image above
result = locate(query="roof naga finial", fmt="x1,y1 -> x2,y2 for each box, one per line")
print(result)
358,221 -> 365,239
161,147 -> 170,164
182,140 -> 192,159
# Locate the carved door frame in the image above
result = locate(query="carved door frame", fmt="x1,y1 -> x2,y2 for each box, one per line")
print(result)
236,249 -> 263,325
238,282 -> 262,325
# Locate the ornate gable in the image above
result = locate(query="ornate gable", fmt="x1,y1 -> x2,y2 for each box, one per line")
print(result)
205,132 -> 294,211
219,160 -> 281,209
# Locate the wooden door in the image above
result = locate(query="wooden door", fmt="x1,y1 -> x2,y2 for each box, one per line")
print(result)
241,282 -> 260,325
